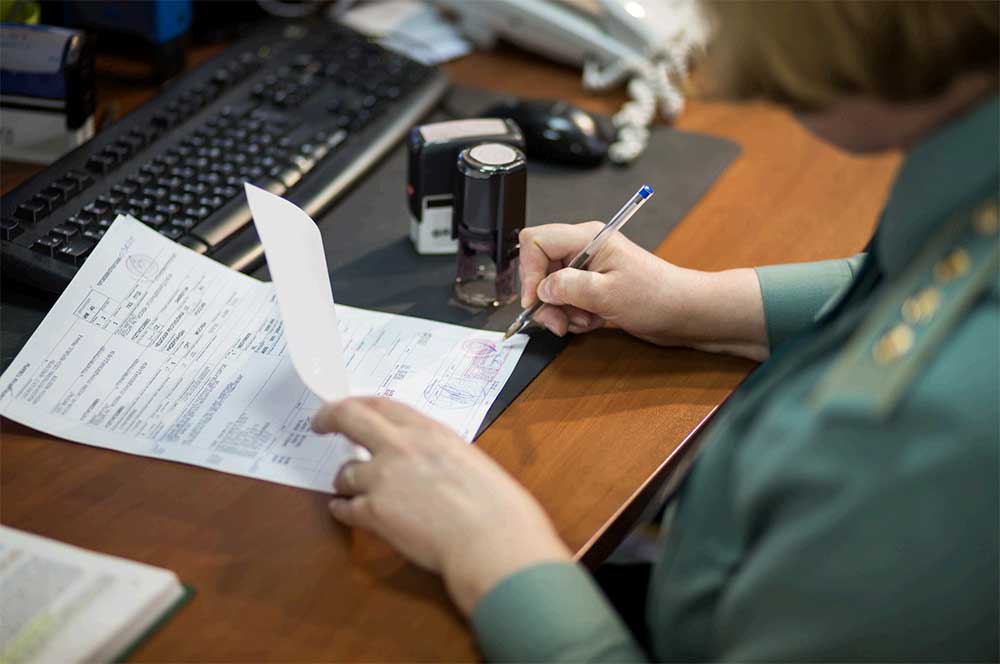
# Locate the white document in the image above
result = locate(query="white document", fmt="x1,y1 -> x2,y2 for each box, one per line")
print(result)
338,0 -> 472,65
0,526 -> 184,664
0,216 -> 528,492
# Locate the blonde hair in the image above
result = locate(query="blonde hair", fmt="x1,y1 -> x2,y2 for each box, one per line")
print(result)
703,1 -> 999,111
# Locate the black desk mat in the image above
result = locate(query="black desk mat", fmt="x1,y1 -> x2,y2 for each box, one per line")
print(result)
1,86 -> 739,437
258,86 -> 741,435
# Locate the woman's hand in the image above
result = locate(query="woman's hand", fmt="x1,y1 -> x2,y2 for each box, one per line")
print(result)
312,396 -> 571,616
519,223 -> 770,359
520,222 -> 680,342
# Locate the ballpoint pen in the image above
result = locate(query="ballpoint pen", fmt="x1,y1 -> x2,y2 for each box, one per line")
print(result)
502,184 -> 654,341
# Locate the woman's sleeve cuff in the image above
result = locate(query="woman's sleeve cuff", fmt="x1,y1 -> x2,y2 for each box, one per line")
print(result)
755,255 -> 864,348
471,561 -> 647,662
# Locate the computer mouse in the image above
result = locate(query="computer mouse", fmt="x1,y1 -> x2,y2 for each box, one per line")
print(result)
481,98 -> 611,167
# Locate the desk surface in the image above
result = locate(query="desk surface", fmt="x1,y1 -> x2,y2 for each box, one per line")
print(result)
1,43 -> 900,661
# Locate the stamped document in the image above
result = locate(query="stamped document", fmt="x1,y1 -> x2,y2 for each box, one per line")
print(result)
0,216 -> 527,492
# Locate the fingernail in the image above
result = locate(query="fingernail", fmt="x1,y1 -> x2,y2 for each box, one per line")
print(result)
543,322 -> 565,337
569,312 -> 589,328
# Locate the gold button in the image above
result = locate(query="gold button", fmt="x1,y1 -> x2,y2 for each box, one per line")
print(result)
902,287 -> 941,324
974,199 -> 998,235
934,248 -> 971,282
873,323 -> 915,364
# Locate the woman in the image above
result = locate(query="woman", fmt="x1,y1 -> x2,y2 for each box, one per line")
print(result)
312,2 -> 999,660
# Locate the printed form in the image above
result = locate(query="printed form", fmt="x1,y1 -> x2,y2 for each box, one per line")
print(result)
0,217 -> 528,492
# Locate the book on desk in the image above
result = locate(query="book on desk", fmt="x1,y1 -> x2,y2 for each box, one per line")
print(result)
0,526 -> 191,664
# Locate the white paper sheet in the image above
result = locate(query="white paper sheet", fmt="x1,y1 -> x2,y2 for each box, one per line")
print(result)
245,182 -> 348,402
0,216 -> 528,492
338,0 -> 472,65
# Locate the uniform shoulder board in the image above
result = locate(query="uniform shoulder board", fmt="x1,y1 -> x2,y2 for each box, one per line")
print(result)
812,197 -> 998,418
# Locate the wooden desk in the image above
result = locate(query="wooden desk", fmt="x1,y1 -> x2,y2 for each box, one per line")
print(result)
1,43 -> 900,661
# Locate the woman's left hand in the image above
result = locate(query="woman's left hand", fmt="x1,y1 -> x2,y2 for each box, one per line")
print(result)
311,396 -> 571,615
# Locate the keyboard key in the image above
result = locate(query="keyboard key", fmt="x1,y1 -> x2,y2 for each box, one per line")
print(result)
129,171 -> 154,186
269,165 -> 301,188
290,154 -> 315,174
140,162 -> 166,178
278,124 -> 320,151
83,228 -> 106,241
324,129 -> 347,149
210,136 -> 237,151
169,192 -> 195,207
155,202 -> 181,216
157,176 -> 184,190
169,166 -> 196,180
184,206 -> 212,220
125,129 -> 149,149
212,68 -> 232,86
378,84 -> 401,100
142,213 -> 170,229
65,170 -> 95,190
49,178 -> 79,199
66,213 -> 95,228
97,193 -> 123,207
14,197 -> 49,223
38,181 -> 72,208
83,199 -> 110,215
50,224 -> 79,240
196,172 -> 222,186
32,235 -> 63,256
171,216 -> 197,230
85,152 -> 117,174
113,181 -> 139,196
151,111 -> 175,129
350,111 -> 372,131
1,217 -> 22,241
219,100 -> 258,120
37,186 -> 64,208
56,238 -> 95,266
196,146 -> 223,160
190,177 -> 284,248
107,141 -> 133,160
182,134 -> 207,149
198,195 -> 225,210
213,225 -> 266,272
146,186 -> 171,201
212,185 -> 239,199
244,165 -> 266,182
127,197 -> 155,211
159,226 -> 184,241
135,125 -> 161,144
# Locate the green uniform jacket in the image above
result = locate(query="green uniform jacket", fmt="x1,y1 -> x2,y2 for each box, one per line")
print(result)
472,96 -> 1000,662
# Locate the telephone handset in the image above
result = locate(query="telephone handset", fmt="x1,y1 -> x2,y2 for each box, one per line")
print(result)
436,0 -> 708,163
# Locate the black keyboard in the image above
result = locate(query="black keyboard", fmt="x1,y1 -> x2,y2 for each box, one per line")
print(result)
1,20 -> 447,294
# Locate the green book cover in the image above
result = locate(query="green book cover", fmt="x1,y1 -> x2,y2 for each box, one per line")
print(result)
114,584 -> 196,663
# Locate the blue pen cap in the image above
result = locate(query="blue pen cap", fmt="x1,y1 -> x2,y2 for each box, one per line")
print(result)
639,185 -> 654,199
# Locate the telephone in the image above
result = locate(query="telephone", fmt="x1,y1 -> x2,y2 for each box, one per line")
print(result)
435,0 -> 709,163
